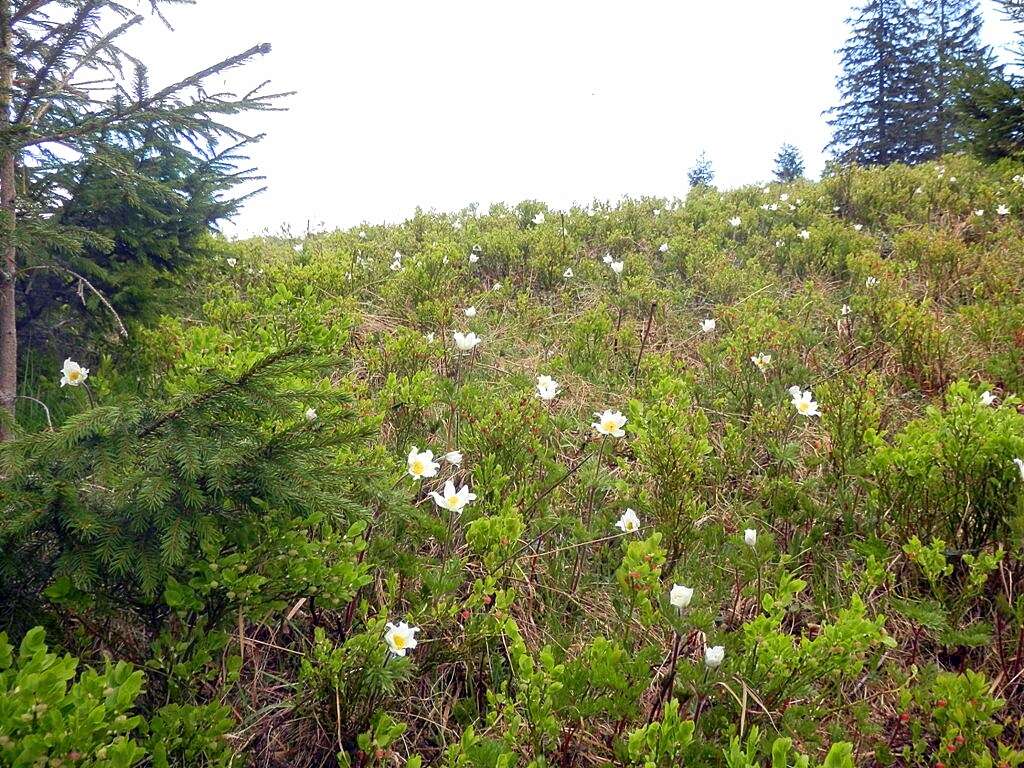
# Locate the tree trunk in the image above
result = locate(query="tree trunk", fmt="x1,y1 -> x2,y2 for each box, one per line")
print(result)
0,0 -> 16,440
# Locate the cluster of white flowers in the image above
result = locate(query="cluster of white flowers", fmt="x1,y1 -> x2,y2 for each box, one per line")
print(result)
669,584 -> 693,609
453,332 -> 481,352
59,359 -> 89,387
789,386 -> 820,417
430,480 -> 476,513
384,621 -> 419,656
536,375 -> 560,401
751,352 -> 772,373
407,447 -> 440,480
614,508 -> 640,533
592,409 -> 627,438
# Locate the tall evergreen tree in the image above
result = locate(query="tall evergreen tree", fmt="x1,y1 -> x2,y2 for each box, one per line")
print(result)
773,143 -> 805,182
0,1 -> 285,439
955,0 -> 1024,159
921,0 -> 991,156
687,151 -> 715,189
827,0 -> 931,166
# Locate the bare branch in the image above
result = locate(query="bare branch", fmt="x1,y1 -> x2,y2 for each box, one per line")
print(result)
18,264 -> 127,338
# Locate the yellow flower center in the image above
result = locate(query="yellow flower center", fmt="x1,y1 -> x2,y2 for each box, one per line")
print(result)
602,419 -> 617,433
798,400 -> 811,414
626,521 -> 635,531
392,634 -> 406,649
68,371 -> 80,382
411,459 -> 424,475
446,495 -> 459,509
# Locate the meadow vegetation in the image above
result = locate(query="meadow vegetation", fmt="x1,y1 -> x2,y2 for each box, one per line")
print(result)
2,154 -> 1024,767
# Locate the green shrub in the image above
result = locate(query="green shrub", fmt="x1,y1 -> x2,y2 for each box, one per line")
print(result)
0,627 -> 145,767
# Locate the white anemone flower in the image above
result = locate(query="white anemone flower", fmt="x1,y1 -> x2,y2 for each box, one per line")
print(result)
659,242 -> 669,253
469,253 -> 480,263
430,479 -> 477,513
779,193 -> 789,202
866,276 -> 879,287
226,257 -> 237,268
536,375 -> 561,401
798,229 -> 810,240
610,260 -> 624,275
384,621 -> 420,656
974,209 -> 985,217
453,332 -> 482,352
592,410 -> 627,438
729,216 -> 741,227
841,304 -> 852,316
769,203 -> 779,211
744,528 -> 757,548
563,267 -> 574,278
407,447 -> 440,480
704,645 -> 725,669
60,358 -> 89,387
791,389 -> 820,417
464,306 -> 477,317
532,212 -> 545,225
997,204 -> 1010,216
615,508 -> 641,534
444,450 -> 463,466
358,230 -> 367,239
602,253 -> 613,264
853,223 -> 864,231
700,318 -> 716,333
304,407 -> 318,422
980,390 -> 997,407
669,584 -> 693,610
751,352 -> 772,373
1014,458 -> 1024,481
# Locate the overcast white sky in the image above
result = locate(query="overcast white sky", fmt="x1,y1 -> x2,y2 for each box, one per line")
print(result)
126,1 -> 1019,236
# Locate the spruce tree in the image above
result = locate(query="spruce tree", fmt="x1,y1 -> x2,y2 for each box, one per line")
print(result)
773,143 -> 805,182
921,0 -> 991,156
826,0 -> 931,166
956,0 -> 1024,159
0,1 -> 285,439
0,347 -> 374,631
687,151 -> 715,189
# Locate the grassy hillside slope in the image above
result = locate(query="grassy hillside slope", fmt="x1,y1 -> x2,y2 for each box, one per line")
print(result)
9,155 -> 1024,766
